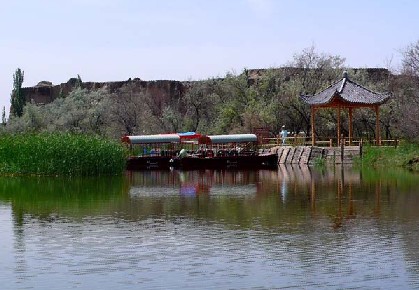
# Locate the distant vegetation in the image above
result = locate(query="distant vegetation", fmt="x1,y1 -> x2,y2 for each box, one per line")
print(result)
1,42 -> 418,175
3,42 -> 419,144
0,133 -> 127,176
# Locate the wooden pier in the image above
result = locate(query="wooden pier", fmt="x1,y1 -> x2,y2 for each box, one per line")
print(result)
271,145 -> 361,165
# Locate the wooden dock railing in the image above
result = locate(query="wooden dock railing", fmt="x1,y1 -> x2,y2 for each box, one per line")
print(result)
262,136 -> 399,148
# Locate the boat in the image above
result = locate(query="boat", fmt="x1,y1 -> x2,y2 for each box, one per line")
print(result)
168,134 -> 278,170
122,132 -> 202,170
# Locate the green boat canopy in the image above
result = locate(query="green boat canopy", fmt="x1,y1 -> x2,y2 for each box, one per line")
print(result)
207,134 -> 258,144
122,134 -> 180,144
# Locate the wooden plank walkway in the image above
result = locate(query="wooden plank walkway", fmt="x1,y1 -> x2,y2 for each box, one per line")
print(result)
299,147 -> 311,164
278,147 -> 291,164
272,145 -> 360,165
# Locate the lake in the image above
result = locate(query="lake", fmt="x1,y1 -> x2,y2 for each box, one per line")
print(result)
0,166 -> 418,289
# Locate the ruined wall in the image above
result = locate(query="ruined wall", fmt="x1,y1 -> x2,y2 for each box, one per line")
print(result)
19,67 -> 391,108
21,78 -> 186,107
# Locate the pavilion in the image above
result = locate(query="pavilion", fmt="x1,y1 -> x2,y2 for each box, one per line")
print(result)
300,71 -> 390,146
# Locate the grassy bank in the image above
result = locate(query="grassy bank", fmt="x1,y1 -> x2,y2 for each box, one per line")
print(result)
0,133 -> 127,176
358,142 -> 419,171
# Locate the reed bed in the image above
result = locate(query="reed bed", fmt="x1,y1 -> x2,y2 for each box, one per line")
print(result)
0,133 -> 127,176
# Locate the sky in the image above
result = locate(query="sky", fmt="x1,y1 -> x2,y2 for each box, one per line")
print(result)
1,0 -> 418,118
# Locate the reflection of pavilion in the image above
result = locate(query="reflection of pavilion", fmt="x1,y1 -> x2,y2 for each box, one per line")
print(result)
276,164 -> 385,228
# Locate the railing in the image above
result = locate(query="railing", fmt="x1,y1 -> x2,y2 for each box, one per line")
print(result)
262,136 -> 333,147
262,136 -> 399,148
357,139 -> 399,147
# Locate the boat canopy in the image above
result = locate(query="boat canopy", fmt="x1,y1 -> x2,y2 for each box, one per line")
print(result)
122,133 -> 256,145
122,134 -> 180,144
205,134 -> 258,144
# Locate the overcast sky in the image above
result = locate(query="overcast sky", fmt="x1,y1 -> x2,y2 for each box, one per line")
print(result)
1,0 -> 418,118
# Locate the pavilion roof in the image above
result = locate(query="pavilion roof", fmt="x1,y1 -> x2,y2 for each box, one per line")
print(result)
300,72 -> 390,106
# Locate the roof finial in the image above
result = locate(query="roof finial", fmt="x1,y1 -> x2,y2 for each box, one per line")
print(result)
343,71 -> 348,79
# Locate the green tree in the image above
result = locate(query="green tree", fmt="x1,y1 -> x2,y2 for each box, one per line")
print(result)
283,47 -> 346,137
182,79 -> 220,133
11,68 -> 25,117
2,106 -> 6,125
214,71 -> 251,133
76,74 -> 83,88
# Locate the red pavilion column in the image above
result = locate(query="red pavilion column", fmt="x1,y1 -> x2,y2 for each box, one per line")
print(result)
375,105 -> 381,146
337,106 -> 341,146
311,106 -> 316,146
348,107 -> 353,146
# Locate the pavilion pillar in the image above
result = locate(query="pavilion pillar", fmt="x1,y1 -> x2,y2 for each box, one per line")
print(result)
375,105 -> 381,146
337,106 -> 341,146
348,107 -> 353,146
311,106 -> 316,146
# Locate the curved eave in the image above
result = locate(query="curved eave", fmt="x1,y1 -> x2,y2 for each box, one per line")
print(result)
300,77 -> 390,107
339,79 -> 390,105
300,91 -> 390,107
300,91 -> 337,106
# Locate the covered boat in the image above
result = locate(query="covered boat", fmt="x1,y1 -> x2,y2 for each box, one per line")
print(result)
169,134 -> 278,170
122,134 -> 183,170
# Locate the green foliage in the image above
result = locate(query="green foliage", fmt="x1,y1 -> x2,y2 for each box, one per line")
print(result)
358,142 -> 419,171
6,87 -> 112,136
0,133 -> 127,176
1,106 -> 5,125
76,74 -> 83,88
6,45 -> 416,143
11,68 -> 25,117
313,156 -> 326,168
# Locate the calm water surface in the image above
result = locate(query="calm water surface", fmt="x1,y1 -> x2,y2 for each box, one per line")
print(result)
0,166 -> 418,289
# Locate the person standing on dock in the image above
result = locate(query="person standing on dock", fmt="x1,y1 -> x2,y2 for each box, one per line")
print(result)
280,125 -> 288,145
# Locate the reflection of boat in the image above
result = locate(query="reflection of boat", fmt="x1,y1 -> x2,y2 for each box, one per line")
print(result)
171,154 -> 278,170
169,134 -> 278,170
127,170 -> 266,196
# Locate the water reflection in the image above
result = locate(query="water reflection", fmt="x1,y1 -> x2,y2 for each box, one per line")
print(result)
0,176 -> 128,221
0,167 -> 418,289
127,169 -> 270,196
0,167 -> 418,229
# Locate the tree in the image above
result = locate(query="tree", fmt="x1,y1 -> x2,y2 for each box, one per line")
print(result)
214,71 -> 250,133
290,45 -> 345,94
11,68 -> 25,117
280,47 -> 346,137
392,40 -> 419,141
402,40 -> 419,77
76,74 -> 83,88
182,79 -> 220,133
106,83 -> 145,136
2,106 -> 6,125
